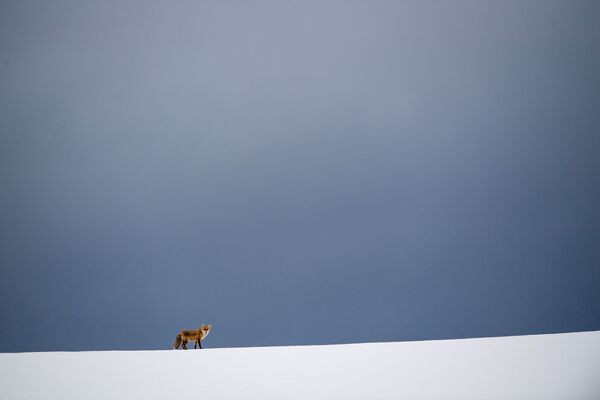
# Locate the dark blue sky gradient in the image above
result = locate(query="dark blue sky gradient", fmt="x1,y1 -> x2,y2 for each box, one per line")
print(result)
1,0 -> 599,352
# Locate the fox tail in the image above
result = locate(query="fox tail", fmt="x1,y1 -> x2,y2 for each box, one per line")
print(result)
173,333 -> 182,349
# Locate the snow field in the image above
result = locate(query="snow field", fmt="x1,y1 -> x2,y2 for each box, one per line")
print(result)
1,330 -> 599,399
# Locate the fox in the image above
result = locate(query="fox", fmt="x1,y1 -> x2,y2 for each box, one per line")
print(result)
173,324 -> 212,349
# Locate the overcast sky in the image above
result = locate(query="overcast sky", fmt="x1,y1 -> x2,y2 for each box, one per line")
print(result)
1,0 -> 599,352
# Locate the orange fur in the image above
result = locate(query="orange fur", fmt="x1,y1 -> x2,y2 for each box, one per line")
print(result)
173,324 -> 212,349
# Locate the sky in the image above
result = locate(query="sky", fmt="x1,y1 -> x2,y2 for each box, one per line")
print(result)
0,0 -> 599,352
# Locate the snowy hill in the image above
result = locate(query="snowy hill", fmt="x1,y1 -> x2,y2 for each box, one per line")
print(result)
1,331 -> 599,399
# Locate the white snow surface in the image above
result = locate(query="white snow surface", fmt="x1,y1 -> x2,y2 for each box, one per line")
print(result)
1,330 -> 599,399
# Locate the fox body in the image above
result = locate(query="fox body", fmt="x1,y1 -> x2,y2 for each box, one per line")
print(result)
173,324 -> 212,349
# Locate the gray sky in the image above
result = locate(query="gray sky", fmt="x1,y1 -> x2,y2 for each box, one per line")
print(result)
1,0 -> 599,352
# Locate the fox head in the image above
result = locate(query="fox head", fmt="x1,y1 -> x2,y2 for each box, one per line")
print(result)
201,324 -> 212,338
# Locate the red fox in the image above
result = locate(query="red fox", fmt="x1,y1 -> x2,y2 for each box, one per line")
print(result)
173,324 -> 212,349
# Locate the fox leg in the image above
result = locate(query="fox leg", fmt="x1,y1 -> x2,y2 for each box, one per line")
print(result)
194,340 -> 198,349
198,340 -> 202,349
182,340 -> 188,349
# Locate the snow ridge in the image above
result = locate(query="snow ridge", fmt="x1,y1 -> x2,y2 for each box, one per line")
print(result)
1,330 -> 599,399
